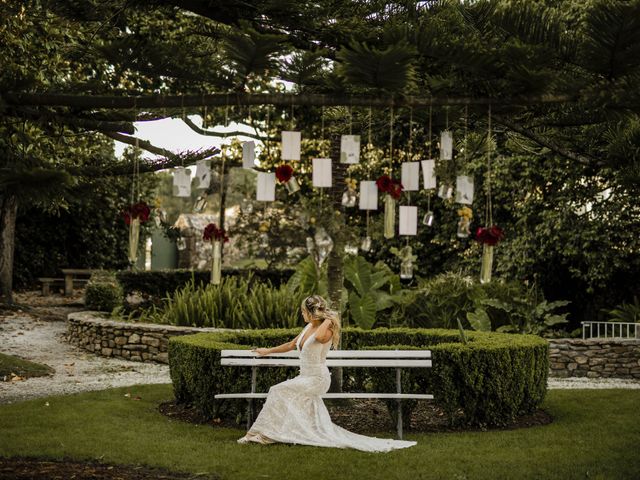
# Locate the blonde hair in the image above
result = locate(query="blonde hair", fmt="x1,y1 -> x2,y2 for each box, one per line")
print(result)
301,295 -> 340,349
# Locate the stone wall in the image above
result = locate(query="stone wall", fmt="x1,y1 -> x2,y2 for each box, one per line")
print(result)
66,312 -> 226,364
549,338 -> 640,379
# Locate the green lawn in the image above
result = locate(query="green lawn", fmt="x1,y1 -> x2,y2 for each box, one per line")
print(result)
0,352 -> 54,379
0,384 -> 638,479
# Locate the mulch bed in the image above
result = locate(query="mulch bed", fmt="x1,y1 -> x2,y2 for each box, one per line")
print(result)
0,457 -> 219,480
159,398 -> 553,434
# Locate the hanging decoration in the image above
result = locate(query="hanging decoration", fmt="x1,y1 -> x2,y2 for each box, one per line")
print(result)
456,206 -> 473,238
195,160 -> 211,189
360,234 -> 372,252
376,175 -> 403,239
344,244 -> 358,255
256,172 -> 276,201
340,135 -> 360,164
342,178 -> 358,207
203,223 -> 229,285
193,195 -> 208,213
358,181 -> 378,210
456,175 -> 474,205
440,130 -> 453,160
173,166 -> 191,197
313,227 -> 334,267
281,131 -> 301,161
399,206 -> 418,236
312,158 -> 332,188
391,245 -> 417,280
477,105 -> 504,284
438,184 -> 453,200
122,201 -> 151,265
275,164 -> 300,194
242,141 -> 256,169
258,220 -> 270,249
401,162 -> 420,191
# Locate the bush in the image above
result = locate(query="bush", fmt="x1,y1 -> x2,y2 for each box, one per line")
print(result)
84,271 -> 124,312
140,277 -> 304,329
169,327 -> 548,428
116,268 -> 295,299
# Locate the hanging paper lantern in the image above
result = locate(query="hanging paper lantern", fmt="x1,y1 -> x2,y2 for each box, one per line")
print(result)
359,181 -> 378,210
340,135 -> 361,164
440,130 -> 453,160
421,159 -> 436,190
455,175 -> 474,205
242,141 -> 256,169
281,131 -> 301,161
172,167 -> 191,197
195,160 -> 211,189
312,158 -> 332,188
401,162 -> 420,191
399,206 -> 418,236
256,172 -> 276,201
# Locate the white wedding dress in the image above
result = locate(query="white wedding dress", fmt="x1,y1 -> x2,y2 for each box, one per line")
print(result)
238,324 -> 417,452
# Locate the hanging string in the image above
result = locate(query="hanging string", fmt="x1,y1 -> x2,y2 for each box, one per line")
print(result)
408,106 -> 414,161
389,105 -> 394,174
265,105 -> 271,162
464,105 -> 468,163
320,104 -> 325,156
348,100 -> 353,135
368,106 -> 373,147
428,103 -> 433,158
485,104 -> 493,226
130,98 -> 139,205
290,95 -> 295,130
445,107 -> 449,130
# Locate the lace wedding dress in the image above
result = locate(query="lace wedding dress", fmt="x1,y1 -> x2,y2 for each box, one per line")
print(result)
238,324 -> 417,452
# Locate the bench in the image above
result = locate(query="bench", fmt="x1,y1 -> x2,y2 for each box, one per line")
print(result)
37,277 -> 89,296
61,269 -> 95,296
214,349 -> 433,439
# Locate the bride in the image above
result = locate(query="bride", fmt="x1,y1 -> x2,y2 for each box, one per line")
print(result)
237,295 -> 417,452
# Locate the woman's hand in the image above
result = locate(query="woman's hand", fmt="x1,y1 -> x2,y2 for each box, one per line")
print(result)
252,348 -> 271,356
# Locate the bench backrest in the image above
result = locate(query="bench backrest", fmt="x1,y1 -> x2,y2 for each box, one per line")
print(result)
220,349 -> 432,368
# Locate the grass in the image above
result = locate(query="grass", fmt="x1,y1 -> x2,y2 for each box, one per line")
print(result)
0,384 -> 639,479
0,352 -> 54,379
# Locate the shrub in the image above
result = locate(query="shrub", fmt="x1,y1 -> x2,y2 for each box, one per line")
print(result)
85,271 -> 124,312
140,277 -> 304,329
116,268 -> 295,299
169,328 -> 548,428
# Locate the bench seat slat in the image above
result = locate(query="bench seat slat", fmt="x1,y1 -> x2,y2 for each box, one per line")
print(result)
221,350 -> 431,359
215,393 -> 434,400
221,358 -> 432,368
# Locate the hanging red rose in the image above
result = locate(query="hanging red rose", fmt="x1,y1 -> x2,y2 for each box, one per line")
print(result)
122,201 -> 151,225
275,164 -> 294,183
376,175 -> 403,199
203,223 -> 229,243
475,225 -> 505,246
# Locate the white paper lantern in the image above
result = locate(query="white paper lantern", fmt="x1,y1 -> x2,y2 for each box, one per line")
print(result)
399,206 -> 418,235
359,181 -> 378,210
401,162 -> 420,191
455,175 -> 474,205
440,130 -> 453,160
256,172 -> 276,201
242,141 -> 256,169
312,158 -> 332,187
281,131 -> 301,161
340,135 -> 360,164
194,160 -> 211,190
421,159 -> 437,190
172,167 -> 191,197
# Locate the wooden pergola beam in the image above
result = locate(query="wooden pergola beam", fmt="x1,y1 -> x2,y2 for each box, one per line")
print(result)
2,92 -> 578,110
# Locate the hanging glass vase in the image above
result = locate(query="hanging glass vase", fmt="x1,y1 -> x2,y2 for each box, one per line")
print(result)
341,188 -> 357,207
480,244 -> 494,284
400,259 -> 414,280
128,218 -> 141,265
457,217 -> 470,238
285,177 -> 300,194
422,210 -> 435,227
211,240 -> 222,285
360,236 -> 372,252
344,244 -> 358,255
384,195 -> 396,239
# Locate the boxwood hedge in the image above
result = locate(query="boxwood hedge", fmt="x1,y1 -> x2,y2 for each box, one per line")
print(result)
168,327 -> 548,428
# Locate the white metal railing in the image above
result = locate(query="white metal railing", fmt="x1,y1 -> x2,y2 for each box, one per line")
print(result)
581,321 -> 639,340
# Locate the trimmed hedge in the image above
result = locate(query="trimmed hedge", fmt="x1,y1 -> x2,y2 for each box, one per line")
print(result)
85,272 -> 123,312
116,268 -> 295,298
168,328 -> 548,428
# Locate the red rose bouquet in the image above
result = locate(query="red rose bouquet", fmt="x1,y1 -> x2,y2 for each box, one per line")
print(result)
376,174 -> 403,200
275,164 -> 294,183
475,225 -> 505,246
203,223 -> 229,243
122,201 -> 151,225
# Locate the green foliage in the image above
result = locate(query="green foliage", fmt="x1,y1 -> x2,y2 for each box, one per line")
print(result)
116,268 -> 295,299
169,327 -> 548,428
84,271 -> 124,312
604,296 -> 640,323
140,277 -> 303,329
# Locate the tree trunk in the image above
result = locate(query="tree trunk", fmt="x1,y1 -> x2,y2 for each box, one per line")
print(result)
328,135 -> 348,393
0,194 -> 18,305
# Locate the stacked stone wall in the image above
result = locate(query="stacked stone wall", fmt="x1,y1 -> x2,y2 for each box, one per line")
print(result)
549,338 -> 640,379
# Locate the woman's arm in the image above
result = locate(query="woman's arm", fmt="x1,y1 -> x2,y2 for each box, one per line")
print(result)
315,319 -> 334,344
253,332 -> 302,356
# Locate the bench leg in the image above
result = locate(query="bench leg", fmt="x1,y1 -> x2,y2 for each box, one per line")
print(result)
246,399 -> 253,430
396,368 -> 403,440
64,275 -> 73,296
42,283 -> 50,296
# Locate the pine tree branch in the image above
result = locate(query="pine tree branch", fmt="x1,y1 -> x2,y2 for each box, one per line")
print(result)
7,106 -> 135,134
181,116 -> 262,140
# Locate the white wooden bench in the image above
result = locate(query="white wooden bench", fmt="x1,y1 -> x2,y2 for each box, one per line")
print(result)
214,349 -> 433,439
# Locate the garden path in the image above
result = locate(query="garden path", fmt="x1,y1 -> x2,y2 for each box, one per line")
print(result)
1,291 -> 639,405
